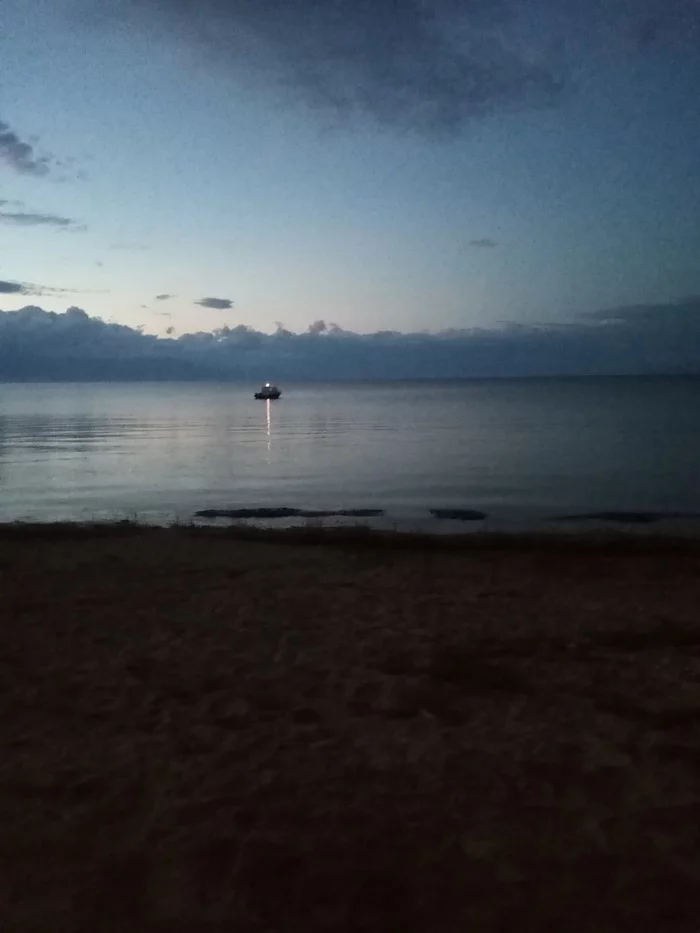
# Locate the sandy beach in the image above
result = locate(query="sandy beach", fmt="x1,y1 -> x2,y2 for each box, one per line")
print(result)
2,524 -> 700,931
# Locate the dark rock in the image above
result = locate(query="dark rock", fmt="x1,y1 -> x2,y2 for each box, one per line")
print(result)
555,511 -> 668,524
195,508 -> 300,519
430,509 -> 487,521
195,507 -> 385,520
315,509 -> 384,518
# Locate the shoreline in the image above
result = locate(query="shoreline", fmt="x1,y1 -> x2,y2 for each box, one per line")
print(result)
3,517 -> 700,550
3,522 -> 700,929
6,507 -> 700,540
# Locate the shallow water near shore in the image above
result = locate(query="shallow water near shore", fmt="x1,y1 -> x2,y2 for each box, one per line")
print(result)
1,376 -> 699,529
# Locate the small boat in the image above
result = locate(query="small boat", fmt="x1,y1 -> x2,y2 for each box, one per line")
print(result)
254,383 -> 282,400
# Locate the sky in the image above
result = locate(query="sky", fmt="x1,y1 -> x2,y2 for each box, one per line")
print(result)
1,0 -> 700,378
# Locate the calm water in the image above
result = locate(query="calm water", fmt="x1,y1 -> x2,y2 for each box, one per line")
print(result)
0,378 -> 699,527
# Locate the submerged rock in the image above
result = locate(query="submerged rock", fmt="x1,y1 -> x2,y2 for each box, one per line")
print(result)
196,508 -> 299,519
300,509 -> 384,518
430,509 -> 487,521
554,511 -> 700,524
195,507 -> 384,520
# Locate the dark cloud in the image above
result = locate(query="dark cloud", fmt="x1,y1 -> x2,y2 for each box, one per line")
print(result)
0,118 -> 52,176
623,0 -> 700,50
0,279 -> 106,298
155,293 -> 174,300
634,16 -> 663,47
2,297 -> 700,381
307,319 -> 326,335
99,0 -> 564,136
470,238 -> 498,249
0,211 -> 81,228
195,296 -> 234,310
0,281 -> 25,294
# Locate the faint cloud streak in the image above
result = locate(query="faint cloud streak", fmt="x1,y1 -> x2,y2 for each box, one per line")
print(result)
0,278 -> 106,297
0,210 -> 82,229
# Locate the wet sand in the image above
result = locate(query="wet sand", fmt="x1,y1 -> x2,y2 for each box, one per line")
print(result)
2,524 -> 700,932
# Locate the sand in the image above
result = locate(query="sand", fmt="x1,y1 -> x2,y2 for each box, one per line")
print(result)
2,524 -> 700,932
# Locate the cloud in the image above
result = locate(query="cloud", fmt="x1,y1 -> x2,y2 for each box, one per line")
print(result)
0,210 -> 82,229
0,279 -> 105,298
59,223 -> 88,234
307,319 -> 326,335
633,16 -> 664,48
155,293 -> 174,300
110,242 -> 149,251
0,281 -> 25,294
2,297 -> 700,381
469,238 -> 498,249
195,296 -> 234,310
624,1 -> 700,50
99,0 -> 564,136
0,118 -> 53,176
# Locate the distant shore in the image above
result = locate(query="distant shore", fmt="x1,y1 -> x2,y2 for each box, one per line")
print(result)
3,522 -> 700,930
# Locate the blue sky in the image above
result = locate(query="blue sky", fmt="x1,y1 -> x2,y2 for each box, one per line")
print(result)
1,0 -> 700,349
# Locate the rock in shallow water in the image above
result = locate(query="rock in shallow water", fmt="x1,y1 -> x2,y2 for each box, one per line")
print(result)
430,509 -> 487,521
554,511 -> 700,524
195,507 -> 385,520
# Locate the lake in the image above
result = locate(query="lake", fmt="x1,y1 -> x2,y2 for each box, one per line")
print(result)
1,377 -> 699,529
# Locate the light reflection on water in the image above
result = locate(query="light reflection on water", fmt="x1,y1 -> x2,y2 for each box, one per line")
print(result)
0,378 -> 699,525
266,399 -> 272,461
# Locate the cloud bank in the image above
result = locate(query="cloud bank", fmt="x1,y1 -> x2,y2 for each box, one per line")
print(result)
100,0 -> 565,136
1,298 -> 699,381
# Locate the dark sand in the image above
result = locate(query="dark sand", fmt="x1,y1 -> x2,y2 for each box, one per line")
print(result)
2,524 -> 700,932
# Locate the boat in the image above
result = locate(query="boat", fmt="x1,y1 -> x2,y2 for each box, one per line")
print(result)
254,383 -> 282,400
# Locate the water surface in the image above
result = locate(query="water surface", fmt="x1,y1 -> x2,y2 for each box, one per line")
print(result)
1,378 -> 698,527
